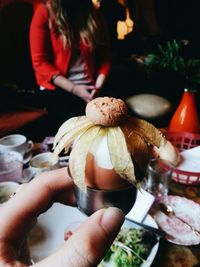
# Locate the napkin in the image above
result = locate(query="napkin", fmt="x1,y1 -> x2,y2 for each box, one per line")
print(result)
126,188 -> 155,222
177,146 -> 200,172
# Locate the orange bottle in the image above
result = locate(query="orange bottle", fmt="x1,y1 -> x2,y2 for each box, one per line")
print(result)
168,88 -> 200,133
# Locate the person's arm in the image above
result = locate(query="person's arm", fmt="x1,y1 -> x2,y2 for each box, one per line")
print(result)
30,4 -> 96,102
52,75 -> 95,103
30,4 -> 60,90
90,73 -> 107,99
0,167 -> 124,267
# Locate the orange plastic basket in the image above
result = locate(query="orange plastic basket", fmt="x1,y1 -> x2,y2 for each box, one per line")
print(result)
165,132 -> 200,184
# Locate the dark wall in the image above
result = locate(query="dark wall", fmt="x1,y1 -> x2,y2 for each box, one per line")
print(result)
0,1 -> 35,90
154,0 -> 200,57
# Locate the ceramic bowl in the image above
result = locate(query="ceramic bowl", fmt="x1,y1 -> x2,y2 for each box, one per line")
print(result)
0,181 -> 19,204
0,151 -> 23,182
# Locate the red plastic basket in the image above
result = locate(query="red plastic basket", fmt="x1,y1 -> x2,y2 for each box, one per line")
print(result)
165,132 -> 200,184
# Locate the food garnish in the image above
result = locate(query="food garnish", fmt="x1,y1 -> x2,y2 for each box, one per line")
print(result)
99,227 -> 158,267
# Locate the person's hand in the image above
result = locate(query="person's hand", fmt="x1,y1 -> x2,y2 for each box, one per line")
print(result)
0,167 -> 125,267
72,84 -> 96,103
90,74 -> 107,99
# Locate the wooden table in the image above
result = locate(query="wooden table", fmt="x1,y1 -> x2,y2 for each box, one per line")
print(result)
0,108 -> 47,137
151,180 -> 200,267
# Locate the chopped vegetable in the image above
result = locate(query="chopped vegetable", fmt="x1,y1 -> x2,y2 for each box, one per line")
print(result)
100,227 -> 158,267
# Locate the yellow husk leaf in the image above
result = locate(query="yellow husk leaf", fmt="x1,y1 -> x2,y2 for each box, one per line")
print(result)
124,116 -> 166,148
53,120 -> 94,157
69,126 -> 101,191
107,127 -> 137,186
121,126 -> 152,172
53,116 -> 91,149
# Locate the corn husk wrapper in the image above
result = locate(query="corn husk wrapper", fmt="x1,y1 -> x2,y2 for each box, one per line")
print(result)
124,116 -> 166,148
53,116 -> 91,149
69,126 -> 101,190
107,127 -> 138,187
53,113 -> 169,190
53,117 -> 93,157
121,126 -> 152,172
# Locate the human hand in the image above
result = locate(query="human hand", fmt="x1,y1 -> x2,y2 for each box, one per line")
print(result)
95,74 -> 106,91
90,74 -> 107,99
0,167 -> 125,267
72,84 -> 96,103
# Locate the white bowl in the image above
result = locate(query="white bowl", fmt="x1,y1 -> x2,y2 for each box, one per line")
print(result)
0,181 -> 19,204
29,152 -> 59,177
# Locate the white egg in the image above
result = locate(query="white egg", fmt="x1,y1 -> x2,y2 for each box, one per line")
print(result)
85,134 -> 130,190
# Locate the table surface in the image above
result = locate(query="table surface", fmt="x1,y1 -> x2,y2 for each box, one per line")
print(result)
31,142 -> 200,267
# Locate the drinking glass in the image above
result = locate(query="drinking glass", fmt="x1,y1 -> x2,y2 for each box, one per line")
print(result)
144,158 -> 175,198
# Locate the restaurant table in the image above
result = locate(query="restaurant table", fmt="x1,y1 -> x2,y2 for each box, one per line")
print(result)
29,141 -> 200,267
151,179 -> 200,267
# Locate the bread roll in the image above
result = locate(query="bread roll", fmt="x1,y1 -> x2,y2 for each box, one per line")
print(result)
86,97 -> 128,126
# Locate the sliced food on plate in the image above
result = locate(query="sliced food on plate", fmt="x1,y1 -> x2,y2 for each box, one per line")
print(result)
154,196 -> 200,245
99,220 -> 159,267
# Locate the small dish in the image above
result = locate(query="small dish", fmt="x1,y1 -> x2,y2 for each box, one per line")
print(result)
153,196 -> 200,245
101,216 -> 159,267
0,181 -> 19,204
29,152 -> 59,176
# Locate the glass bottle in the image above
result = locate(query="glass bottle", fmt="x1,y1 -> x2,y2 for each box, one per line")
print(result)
168,88 -> 200,133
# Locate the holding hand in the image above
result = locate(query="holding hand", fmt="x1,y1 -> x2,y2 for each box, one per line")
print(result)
0,167 -> 124,267
91,74 -> 107,99
72,84 -> 96,103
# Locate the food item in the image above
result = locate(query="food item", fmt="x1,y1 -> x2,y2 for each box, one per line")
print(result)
0,188 -> 10,204
154,196 -> 200,245
0,183 -> 19,204
165,246 -> 198,267
39,161 -> 52,168
53,97 -> 179,191
99,227 -> 158,267
85,97 -> 128,126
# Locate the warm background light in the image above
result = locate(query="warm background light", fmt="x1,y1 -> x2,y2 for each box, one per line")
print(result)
117,8 -> 134,40
92,0 -> 134,40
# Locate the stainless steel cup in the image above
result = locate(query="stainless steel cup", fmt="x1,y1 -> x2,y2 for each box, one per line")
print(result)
74,184 -> 137,216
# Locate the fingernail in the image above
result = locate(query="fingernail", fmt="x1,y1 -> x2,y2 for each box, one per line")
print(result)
101,207 -> 125,232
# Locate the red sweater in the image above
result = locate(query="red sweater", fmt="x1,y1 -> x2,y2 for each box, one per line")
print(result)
30,3 -> 111,90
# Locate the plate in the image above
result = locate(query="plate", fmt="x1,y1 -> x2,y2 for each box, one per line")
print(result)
154,196 -> 200,245
102,216 -> 159,267
29,204 -> 87,262
0,181 -> 19,204
28,204 -> 159,266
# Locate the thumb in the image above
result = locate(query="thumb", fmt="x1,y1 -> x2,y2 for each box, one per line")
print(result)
34,208 -> 124,267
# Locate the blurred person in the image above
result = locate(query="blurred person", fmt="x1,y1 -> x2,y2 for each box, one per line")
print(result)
0,167 -> 124,266
30,0 -> 111,135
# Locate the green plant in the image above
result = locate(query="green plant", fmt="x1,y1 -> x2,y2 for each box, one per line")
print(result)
144,40 -> 200,90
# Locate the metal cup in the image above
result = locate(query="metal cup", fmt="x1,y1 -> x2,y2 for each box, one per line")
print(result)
74,184 -> 137,216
